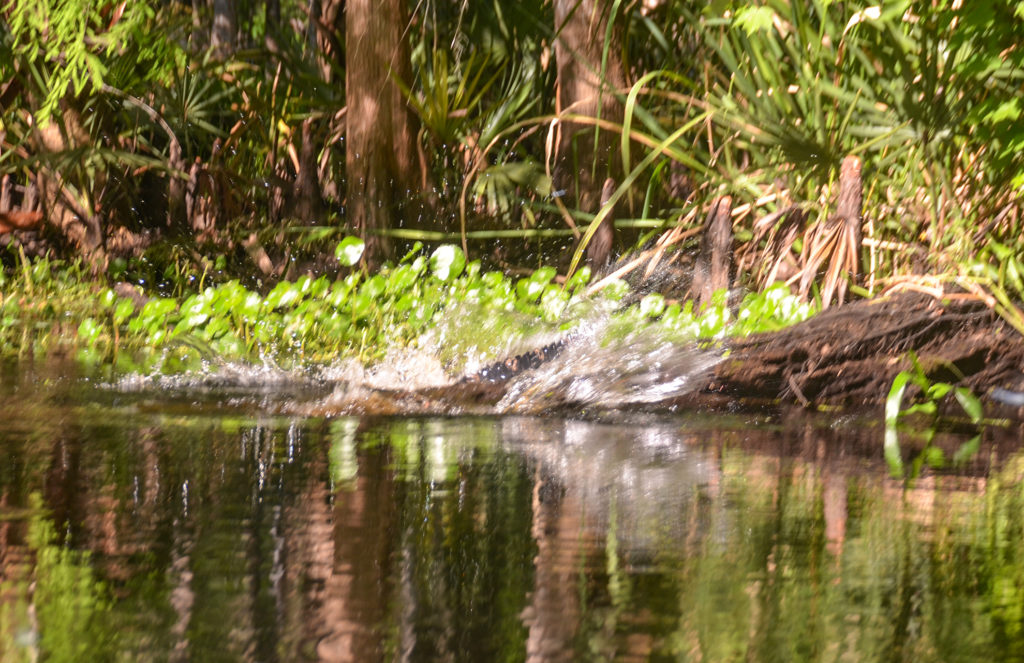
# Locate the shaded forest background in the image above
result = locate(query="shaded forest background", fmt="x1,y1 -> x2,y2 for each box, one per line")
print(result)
1,0 -> 1022,312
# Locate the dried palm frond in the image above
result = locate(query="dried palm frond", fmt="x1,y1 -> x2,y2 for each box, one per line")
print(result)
806,156 -> 863,307
746,156 -> 864,308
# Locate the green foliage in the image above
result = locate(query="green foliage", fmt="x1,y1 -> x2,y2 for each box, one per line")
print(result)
884,352 -> 984,477
3,0 -> 161,123
0,241 -> 818,376
645,0 -> 1024,297
966,237 -> 1024,336
0,494 -> 114,662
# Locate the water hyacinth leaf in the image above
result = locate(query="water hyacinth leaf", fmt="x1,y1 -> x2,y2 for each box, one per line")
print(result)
335,236 -> 365,267
142,298 -> 177,320
295,275 -> 313,295
430,245 -> 465,282
240,293 -> 261,319
180,297 -> 210,328
100,288 -> 117,308
204,316 -> 230,340
516,277 -> 545,303
212,333 -> 245,357
77,317 -> 101,344
603,279 -> 630,301
530,266 -> 557,285
113,298 -> 135,325
540,286 -> 568,319
395,293 -> 416,312
387,264 -> 419,294
482,271 -> 505,289
350,292 -> 373,320
360,275 -> 386,299
310,276 -> 329,299
328,280 -> 355,308
564,266 -> 591,293
400,242 -> 424,264
263,282 -> 288,309
410,303 -> 433,327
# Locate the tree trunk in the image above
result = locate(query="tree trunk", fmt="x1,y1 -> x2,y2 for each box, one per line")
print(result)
344,0 -> 419,266
210,0 -> 237,57
317,0 -> 346,83
34,106 -> 106,266
553,0 -> 628,215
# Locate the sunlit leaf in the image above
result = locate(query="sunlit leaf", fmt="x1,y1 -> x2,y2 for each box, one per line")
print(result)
954,387 -> 983,424
429,245 -> 466,282
886,371 -> 912,425
335,236 -> 366,267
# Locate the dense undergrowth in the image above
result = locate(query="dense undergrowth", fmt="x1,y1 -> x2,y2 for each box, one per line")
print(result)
0,240 -> 813,378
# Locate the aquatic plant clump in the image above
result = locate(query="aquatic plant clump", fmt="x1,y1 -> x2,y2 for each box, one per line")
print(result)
0,239 -> 816,379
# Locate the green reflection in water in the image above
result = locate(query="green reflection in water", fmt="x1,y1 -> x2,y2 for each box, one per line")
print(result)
1,385 -> 1024,662
2,493 -> 114,662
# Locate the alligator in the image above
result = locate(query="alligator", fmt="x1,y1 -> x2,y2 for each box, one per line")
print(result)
459,338 -> 568,383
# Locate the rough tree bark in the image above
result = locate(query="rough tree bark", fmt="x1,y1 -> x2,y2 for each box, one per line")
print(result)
316,0 -> 346,83
553,0 -> 628,218
34,107 -> 105,265
344,0 -> 419,266
210,0 -> 237,57
690,196 -> 733,308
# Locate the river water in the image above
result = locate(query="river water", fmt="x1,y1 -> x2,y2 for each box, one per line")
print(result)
2,358 -> 1024,662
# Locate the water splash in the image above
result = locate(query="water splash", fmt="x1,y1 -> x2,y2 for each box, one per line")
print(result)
496,319 -> 723,413
109,302 -> 721,416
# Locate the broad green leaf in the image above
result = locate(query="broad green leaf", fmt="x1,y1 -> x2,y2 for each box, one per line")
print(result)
77,318 -> 101,344
883,426 -> 904,478
113,298 -> 135,325
885,371 -> 912,425
952,435 -> 982,465
429,245 -> 465,282
734,6 -> 775,35
335,236 -> 365,267
639,293 -> 666,318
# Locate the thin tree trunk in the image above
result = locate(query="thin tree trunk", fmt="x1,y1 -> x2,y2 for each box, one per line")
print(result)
344,0 -> 418,266
553,0 -> 628,214
318,0 -> 346,82
211,0 -> 237,57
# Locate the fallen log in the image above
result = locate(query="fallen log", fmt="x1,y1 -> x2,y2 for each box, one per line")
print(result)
700,291 -> 1024,409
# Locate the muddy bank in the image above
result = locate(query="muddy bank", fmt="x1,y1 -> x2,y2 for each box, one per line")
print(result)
704,292 -> 1024,409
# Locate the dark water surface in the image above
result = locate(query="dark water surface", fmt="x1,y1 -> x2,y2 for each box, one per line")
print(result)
3,359 -> 1024,662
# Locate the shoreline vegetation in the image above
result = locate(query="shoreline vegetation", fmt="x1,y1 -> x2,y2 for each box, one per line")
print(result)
2,1 -> 1023,417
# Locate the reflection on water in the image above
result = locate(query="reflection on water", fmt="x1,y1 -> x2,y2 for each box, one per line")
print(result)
2,361 -> 1024,662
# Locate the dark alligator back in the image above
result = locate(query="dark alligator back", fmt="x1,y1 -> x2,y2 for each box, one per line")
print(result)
460,338 -> 567,383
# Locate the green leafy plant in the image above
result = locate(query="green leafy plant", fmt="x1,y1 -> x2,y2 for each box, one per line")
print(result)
884,351 -> 984,477
965,238 -> 1024,336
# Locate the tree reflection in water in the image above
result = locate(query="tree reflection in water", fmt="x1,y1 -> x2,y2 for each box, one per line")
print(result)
2,373 -> 1024,662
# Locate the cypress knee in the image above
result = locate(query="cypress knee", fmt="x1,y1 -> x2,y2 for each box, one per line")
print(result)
586,177 -> 617,269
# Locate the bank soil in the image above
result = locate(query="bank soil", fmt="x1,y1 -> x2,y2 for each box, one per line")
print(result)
703,291 -> 1024,410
